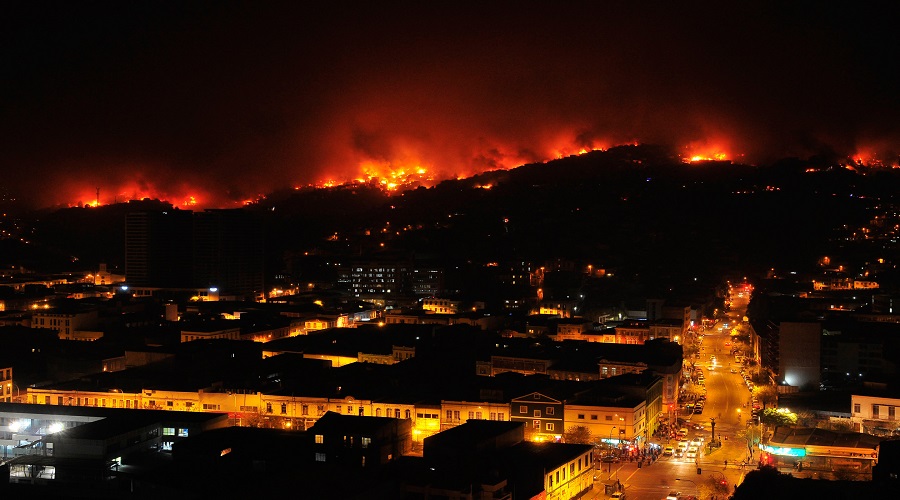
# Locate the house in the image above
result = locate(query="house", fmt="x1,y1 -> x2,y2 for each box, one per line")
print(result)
308,411 -> 412,467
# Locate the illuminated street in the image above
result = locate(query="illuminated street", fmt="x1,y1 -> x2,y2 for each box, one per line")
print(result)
587,290 -> 756,500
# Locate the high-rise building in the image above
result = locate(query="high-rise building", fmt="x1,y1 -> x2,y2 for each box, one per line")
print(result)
193,209 -> 264,299
125,209 -> 264,299
125,210 -> 193,288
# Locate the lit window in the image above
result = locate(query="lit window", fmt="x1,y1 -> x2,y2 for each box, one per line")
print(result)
163,428 -> 175,436
315,434 -> 324,444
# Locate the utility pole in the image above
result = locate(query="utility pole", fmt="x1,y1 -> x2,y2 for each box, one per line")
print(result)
710,417 -> 717,444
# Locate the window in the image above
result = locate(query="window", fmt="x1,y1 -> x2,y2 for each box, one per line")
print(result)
468,411 -> 475,420
167,401 -> 174,407
498,412 -> 504,420
547,407 -> 554,415
534,410 -> 541,417
405,409 -> 410,419
347,406 -> 353,414
266,402 -> 272,413
376,408 -> 382,417
520,405 -> 527,413
605,415 -> 612,421
163,428 -> 175,436
475,411 -> 482,419
577,414 -> 585,419
178,428 -> 189,437
315,434 -> 324,444
533,420 -> 540,429
591,415 -> 598,420
185,402 -> 192,408
359,407 -> 364,416
336,405 -> 342,413
570,463 -> 575,475
447,410 -> 453,420
890,406 -> 896,419
315,453 -> 326,462
361,437 -> 371,448
873,404 -> 880,417
854,403 -> 861,413
546,423 -> 554,431
281,403 -> 287,414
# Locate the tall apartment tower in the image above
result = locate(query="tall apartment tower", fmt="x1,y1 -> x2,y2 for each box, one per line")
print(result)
125,210 -> 194,288
125,209 -> 264,299
192,209 -> 264,299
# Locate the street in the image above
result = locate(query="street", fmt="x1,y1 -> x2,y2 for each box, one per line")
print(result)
587,288 -> 755,500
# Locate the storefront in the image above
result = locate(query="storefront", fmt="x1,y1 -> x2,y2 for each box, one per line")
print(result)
758,427 -> 881,476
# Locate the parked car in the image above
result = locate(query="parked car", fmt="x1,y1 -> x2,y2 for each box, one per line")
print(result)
663,446 -> 674,456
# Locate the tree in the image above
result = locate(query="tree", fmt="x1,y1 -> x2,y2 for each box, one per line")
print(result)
752,385 -> 778,409
683,382 -> 706,400
737,425 -> 762,451
759,407 -> 797,427
795,410 -> 817,427
818,418 -> 852,432
563,425 -> 593,444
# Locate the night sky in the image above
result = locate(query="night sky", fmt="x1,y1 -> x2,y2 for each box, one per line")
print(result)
3,1 -> 899,208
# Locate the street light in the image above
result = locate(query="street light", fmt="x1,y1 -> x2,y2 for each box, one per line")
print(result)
608,426 -> 617,476
676,478 -> 699,497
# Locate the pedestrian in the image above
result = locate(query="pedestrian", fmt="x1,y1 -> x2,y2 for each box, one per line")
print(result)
724,459 -> 728,468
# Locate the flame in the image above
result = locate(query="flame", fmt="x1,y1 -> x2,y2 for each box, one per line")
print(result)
65,178 -> 223,210
53,131 -> 822,208
309,160 -> 437,193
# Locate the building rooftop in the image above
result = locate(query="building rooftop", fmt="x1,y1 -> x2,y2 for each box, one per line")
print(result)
770,426 -> 883,450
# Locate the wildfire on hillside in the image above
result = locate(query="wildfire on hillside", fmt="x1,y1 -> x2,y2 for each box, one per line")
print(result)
59,139 -> 898,209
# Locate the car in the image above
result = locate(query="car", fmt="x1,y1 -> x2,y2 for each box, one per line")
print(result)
677,439 -> 689,450
610,492 -> 626,500
663,446 -> 674,456
725,341 -> 731,346
666,491 -> 682,500
686,448 -> 697,459
673,448 -> 684,458
730,368 -> 737,373
690,437 -> 703,446
600,455 -> 619,463
693,406 -> 704,414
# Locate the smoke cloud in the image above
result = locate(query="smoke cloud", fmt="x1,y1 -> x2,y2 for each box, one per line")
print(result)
3,2 -> 898,208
